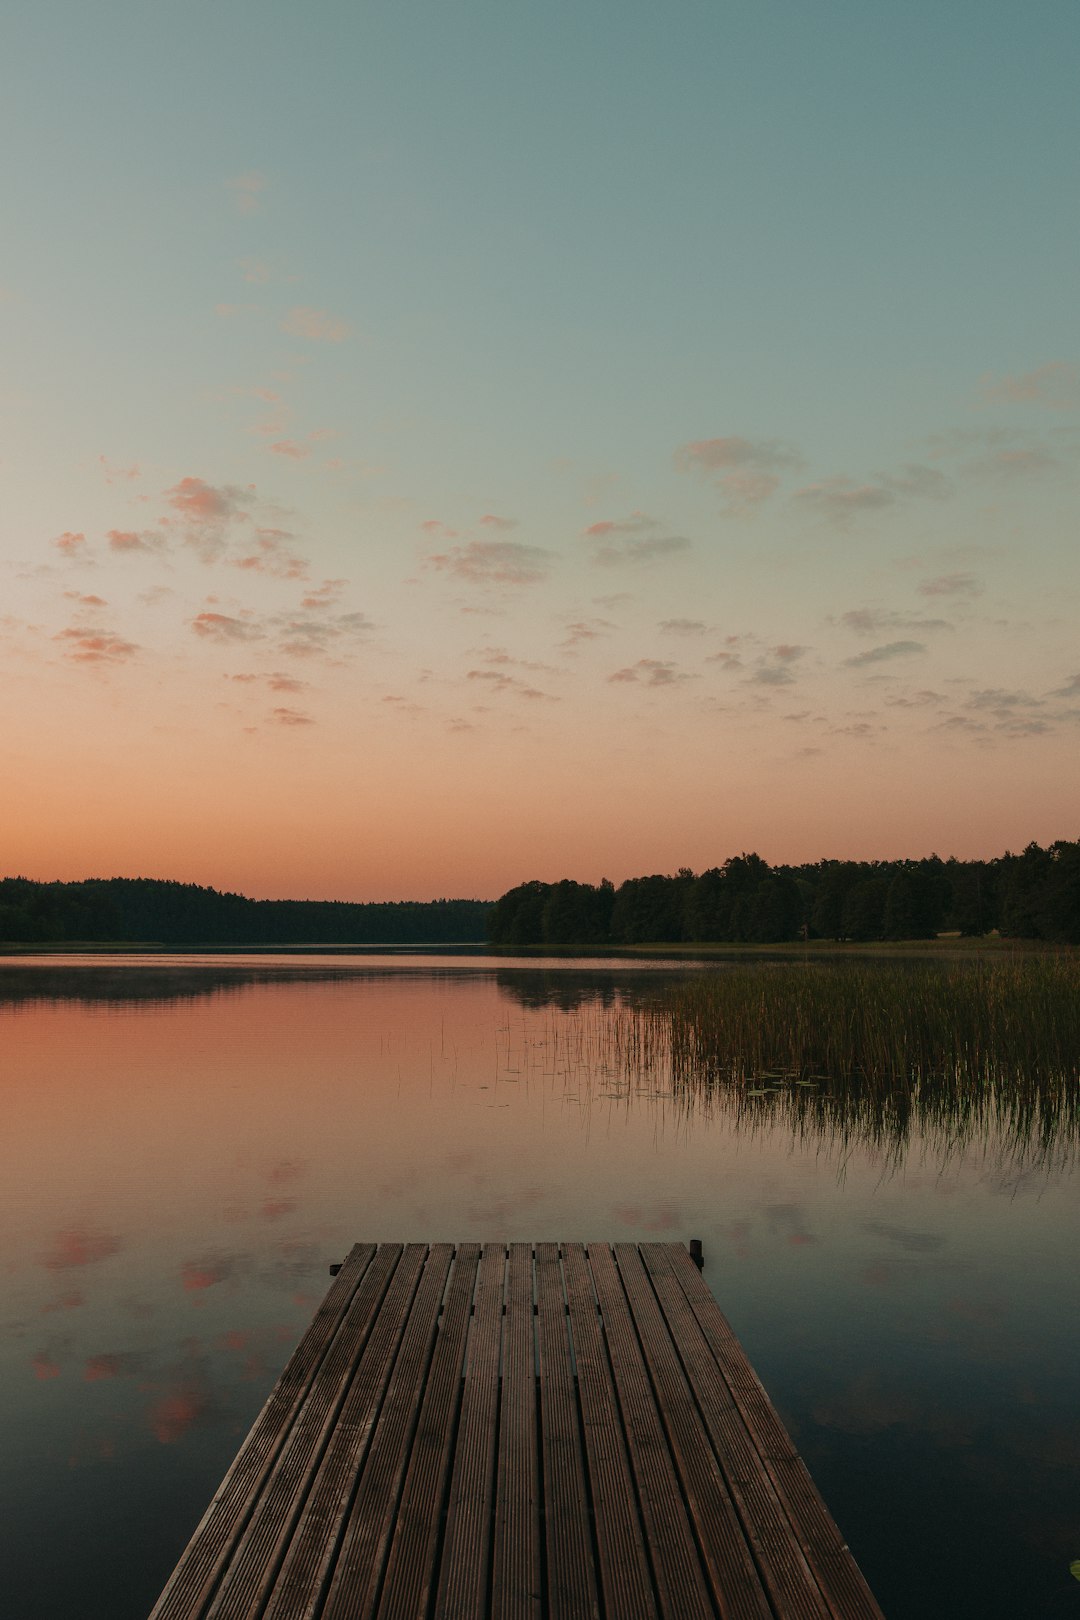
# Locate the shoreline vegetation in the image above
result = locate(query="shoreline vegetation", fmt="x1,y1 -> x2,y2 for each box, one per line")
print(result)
1,837 -> 1078,948
509,957 -> 1080,1171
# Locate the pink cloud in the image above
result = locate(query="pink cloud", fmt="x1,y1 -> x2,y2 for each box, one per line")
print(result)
32,1351 -> 61,1380
268,440 -> 312,460
582,512 -> 658,538
281,306 -> 352,343
107,529 -> 160,554
272,707 -> 314,726
53,531 -> 87,555
478,513 -> 518,530
427,539 -> 552,586
54,627 -> 139,663
191,612 -> 263,642
165,476 -> 249,525
239,258 -> 271,283
608,659 -> 690,687
232,530 -> 308,579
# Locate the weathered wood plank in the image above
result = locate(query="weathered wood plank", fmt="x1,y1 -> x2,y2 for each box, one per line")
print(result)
206,1244 -> 419,1620
434,1243 -> 506,1620
586,1244 -> 715,1620
491,1241 -> 542,1620
561,1243 -> 657,1620
612,1243 -> 774,1620
375,1244 -> 481,1620
149,1243 -> 376,1620
534,1243 -> 600,1620
150,1242 -> 887,1620
662,1244 -> 886,1620
306,1244 -> 455,1620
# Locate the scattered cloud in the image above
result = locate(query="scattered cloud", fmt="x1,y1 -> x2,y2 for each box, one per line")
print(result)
299,578 -> 346,609
466,670 -> 558,701
238,257 -> 271,284
608,659 -> 691,687
792,477 -> 895,526
793,464 -> 950,528
107,528 -> 162,555
583,511 -> 659,538
232,529 -> 308,579
674,436 -> 801,511
844,640 -> 926,668
1050,673 -> 1080,699
227,171 -> 267,216
427,538 -> 552,586
917,573 -> 983,599
592,534 -> 691,567
478,513 -> 517,530
980,362 -> 1080,411
163,476 -> 254,562
839,608 -> 952,634
191,612 -> 264,643
748,665 -> 796,686
53,531 -> 87,556
272,707 -> 314,725
55,626 -> 139,663
659,618 -> 708,635
281,306 -> 352,343
228,671 -> 308,694
561,618 -> 615,649
268,440 -> 311,460
273,609 -> 373,657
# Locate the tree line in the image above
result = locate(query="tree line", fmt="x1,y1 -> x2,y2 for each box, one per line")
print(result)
0,876 -> 492,945
488,841 -> 1080,947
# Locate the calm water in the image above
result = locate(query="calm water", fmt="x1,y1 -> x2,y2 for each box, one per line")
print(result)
2,955 -> 1079,1619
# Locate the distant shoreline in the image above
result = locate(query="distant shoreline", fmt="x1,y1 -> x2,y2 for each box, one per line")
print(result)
2,934 -> 1072,959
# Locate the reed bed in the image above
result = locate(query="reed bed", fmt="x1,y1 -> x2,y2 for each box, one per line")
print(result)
497,954 -> 1080,1171
624,955 -> 1080,1168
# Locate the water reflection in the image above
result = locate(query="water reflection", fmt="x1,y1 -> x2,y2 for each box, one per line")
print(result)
1,959 -> 1079,1618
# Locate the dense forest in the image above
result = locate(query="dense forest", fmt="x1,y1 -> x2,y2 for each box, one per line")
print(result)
3,840 -> 1079,947
488,841 -> 1080,947
0,877 -> 491,945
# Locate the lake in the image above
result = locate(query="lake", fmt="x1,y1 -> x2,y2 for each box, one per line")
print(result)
2,953 -> 1078,1619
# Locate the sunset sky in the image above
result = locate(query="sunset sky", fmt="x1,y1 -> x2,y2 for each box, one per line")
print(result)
3,1 -> 1078,900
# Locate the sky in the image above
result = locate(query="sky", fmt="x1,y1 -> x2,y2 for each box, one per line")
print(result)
2,0 -> 1078,900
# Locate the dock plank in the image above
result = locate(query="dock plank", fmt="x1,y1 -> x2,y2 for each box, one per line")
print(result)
149,1242 -> 885,1620
149,1243 -> 376,1620
611,1243 -> 774,1620
491,1242 -> 542,1620
534,1243 -> 599,1620
434,1243 -> 506,1620
561,1244 -> 657,1620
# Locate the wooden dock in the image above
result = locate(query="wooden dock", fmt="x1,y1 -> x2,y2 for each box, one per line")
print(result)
149,1242 -> 883,1620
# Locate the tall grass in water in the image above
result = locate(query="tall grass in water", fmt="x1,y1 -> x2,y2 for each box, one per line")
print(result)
615,956 -> 1080,1169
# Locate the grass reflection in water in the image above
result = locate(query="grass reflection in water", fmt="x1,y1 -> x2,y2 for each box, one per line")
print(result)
505,956 -> 1080,1173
